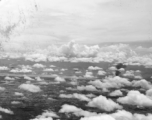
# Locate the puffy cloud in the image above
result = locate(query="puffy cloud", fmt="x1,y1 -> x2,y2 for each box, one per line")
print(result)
97,70 -> 107,76
111,110 -> 152,120
89,76 -> 131,89
117,90 -> 152,107
43,68 -> 54,72
0,42 -> 134,62
19,83 -> 41,93
87,95 -> 122,112
88,66 -> 102,71
24,75 -> 34,81
59,93 -> 91,102
54,76 -> 65,82
59,104 -> 97,117
4,76 -> 15,81
80,115 -> 115,120
35,77 -> 48,85
132,79 -> 152,90
10,68 -> 32,73
123,70 -> 135,78
109,66 -> 117,71
60,68 -> 67,71
0,66 -> 9,70
0,107 -> 14,114
77,85 -> 98,92
0,86 -> 5,91
14,92 -> 24,96
11,101 -> 21,105
31,110 -> 59,120
50,65 -> 56,67
2,41 -> 152,66
24,53 -> 47,62
33,63 -> 45,68
146,89 -> 152,96
84,71 -> 94,78
109,90 -> 123,97
111,110 -> 133,120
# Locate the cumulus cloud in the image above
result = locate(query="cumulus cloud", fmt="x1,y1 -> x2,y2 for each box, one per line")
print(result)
132,79 -> 152,90
54,76 -> 65,82
80,115 -> 115,120
4,76 -> 15,81
43,68 -> 54,72
19,83 -> 41,93
2,40 -> 152,66
87,95 -> 122,112
89,76 -> 131,89
25,54 -> 47,62
84,71 -> 94,78
31,110 -> 59,120
0,66 -> 9,70
24,75 -> 34,81
111,110 -> 152,120
97,70 -> 107,76
59,93 -> 91,102
88,66 -> 102,71
146,89 -> 152,97
109,90 -> 123,97
77,85 -> 98,92
0,86 -> 5,91
33,63 -> 45,68
0,107 -> 14,114
59,104 -> 97,117
111,110 -> 133,120
10,68 -> 32,73
117,90 -> 152,108
14,92 -> 24,96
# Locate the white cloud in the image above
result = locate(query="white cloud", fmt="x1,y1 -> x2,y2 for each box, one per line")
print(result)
111,110 -> 152,120
0,66 -> 9,70
111,110 -> 133,120
33,63 -> 45,68
146,89 -> 152,97
132,79 -> 152,90
14,92 -> 24,96
59,93 -> 91,102
24,75 -> 34,81
43,68 -> 54,72
19,83 -> 41,93
59,104 -> 97,117
117,90 -> 152,108
0,107 -> 14,114
4,76 -> 15,81
0,87 -> 5,91
80,115 -> 115,120
84,71 -> 94,78
97,70 -> 107,76
77,85 -> 98,92
109,90 -> 123,97
88,66 -> 102,71
31,110 -> 59,120
54,76 -> 65,82
10,68 -> 32,73
89,76 -> 131,89
87,95 -> 122,112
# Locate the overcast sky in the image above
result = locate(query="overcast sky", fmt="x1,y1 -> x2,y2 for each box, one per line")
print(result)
1,0 -> 152,47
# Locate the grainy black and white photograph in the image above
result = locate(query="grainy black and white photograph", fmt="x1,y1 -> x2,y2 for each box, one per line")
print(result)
0,0 -> 152,120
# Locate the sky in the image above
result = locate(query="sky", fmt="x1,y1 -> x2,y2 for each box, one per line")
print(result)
0,0 -> 152,47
